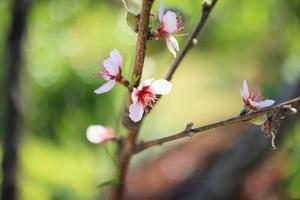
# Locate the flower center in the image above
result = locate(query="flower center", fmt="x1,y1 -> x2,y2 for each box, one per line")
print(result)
102,67 -> 122,81
137,86 -> 157,111
156,26 -> 170,39
244,91 -> 263,110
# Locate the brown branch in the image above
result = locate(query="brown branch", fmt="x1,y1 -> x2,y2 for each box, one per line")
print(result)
110,0 -> 154,200
119,78 -> 132,92
166,0 -> 218,81
111,1 -> 218,198
135,97 -> 300,153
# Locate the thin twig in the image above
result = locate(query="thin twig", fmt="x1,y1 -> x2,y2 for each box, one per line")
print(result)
120,78 -> 132,91
135,97 -> 300,153
166,0 -> 218,81
144,0 -> 218,115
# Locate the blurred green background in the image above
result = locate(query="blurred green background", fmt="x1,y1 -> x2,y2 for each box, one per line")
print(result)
1,0 -> 300,199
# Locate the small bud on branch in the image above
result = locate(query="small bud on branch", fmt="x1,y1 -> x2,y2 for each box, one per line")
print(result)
86,125 -> 116,145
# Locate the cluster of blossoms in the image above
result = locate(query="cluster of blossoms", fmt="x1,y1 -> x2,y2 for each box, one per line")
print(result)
86,1 -> 277,147
94,49 -> 172,122
87,48 -> 172,144
86,1 -> 180,145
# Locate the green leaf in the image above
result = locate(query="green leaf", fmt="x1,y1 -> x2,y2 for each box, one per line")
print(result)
126,11 -> 139,32
96,178 -> 120,188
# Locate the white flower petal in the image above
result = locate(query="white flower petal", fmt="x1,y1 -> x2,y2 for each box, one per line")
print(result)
94,80 -> 116,94
103,58 -> 119,76
166,40 -> 176,57
169,35 -> 179,51
166,36 -> 179,57
158,0 -> 164,22
150,79 -> 172,95
138,78 -> 154,90
248,98 -> 260,108
257,99 -> 275,109
241,80 -> 249,99
240,88 -> 244,99
162,11 -> 178,33
129,103 -> 144,122
131,88 -> 139,104
86,125 -> 107,144
143,78 -> 155,86
110,49 -> 123,67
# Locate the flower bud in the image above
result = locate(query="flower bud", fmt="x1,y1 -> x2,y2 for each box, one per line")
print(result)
86,125 -> 116,144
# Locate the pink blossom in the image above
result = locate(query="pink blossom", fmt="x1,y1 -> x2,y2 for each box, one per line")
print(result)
129,78 -> 172,122
240,80 -> 275,125
240,80 -> 275,111
156,1 -> 183,57
94,49 -> 123,94
86,125 -> 116,144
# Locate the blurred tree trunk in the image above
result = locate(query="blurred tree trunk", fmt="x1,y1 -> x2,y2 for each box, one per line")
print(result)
1,0 -> 31,200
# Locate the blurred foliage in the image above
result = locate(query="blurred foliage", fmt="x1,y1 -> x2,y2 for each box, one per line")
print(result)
0,0 -> 300,199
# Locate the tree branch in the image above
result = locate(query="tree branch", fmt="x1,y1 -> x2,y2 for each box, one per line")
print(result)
111,1 -> 218,198
166,0 -> 218,81
135,97 -> 300,153
110,0 -> 154,200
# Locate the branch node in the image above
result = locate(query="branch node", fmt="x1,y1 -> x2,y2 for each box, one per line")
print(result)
185,122 -> 194,136
192,38 -> 198,46
284,105 -> 297,114
203,0 -> 212,11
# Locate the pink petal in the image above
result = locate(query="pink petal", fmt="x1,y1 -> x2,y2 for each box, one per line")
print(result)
86,125 -> 115,144
162,11 -> 178,33
166,36 -> 179,57
257,99 -> 275,109
103,58 -> 119,76
241,80 -> 249,100
240,88 -> 244,99
131,88 -> 139,104
248,98 -> 260,108
138,78 -> 154,90
143,78 -> 155,86
150,79 -> 172,95
129,103 -> 144,122
94,80 -> 116,94
110,49 -> 123,67
158,0 -> 164,23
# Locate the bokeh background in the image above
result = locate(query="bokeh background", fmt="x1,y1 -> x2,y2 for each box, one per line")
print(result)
1,0 -> 300,199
